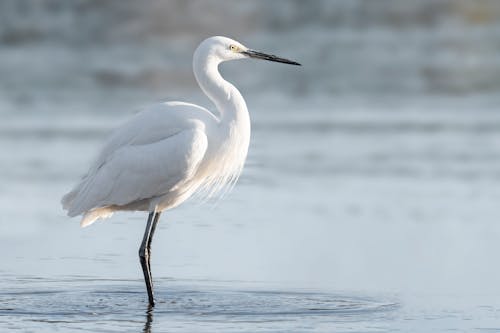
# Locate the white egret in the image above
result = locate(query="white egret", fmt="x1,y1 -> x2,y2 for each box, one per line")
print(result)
61,36 -> 300,306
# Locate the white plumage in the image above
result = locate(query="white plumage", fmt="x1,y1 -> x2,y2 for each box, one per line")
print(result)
62,37 -> 253,227
61,36 -> 299,306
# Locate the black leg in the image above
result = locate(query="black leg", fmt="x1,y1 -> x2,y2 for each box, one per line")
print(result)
139,211 -> 161,306
147,212 -> 161,268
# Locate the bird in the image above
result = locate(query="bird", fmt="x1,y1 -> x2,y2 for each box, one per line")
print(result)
61,36 -> 301,307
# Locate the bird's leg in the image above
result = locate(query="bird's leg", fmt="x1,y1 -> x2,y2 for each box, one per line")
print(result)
147,212 -> 161,269
139,211 -> 161,306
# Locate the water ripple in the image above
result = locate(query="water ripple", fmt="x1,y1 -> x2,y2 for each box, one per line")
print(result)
0,278 -> 398,332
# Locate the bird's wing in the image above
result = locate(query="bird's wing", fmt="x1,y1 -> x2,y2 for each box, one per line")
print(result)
92,102 -> 211,172
66,128 -> 208,216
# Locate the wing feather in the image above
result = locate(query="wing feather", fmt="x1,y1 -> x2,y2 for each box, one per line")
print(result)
66,128 -> 208,217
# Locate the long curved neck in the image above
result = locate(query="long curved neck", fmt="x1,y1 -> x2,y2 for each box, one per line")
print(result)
190,40 -> 251,194
193,51 -> 249,127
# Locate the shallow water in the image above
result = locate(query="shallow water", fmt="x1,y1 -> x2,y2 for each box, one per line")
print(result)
2,277 -> 500,332
2,99 -> 500,332
0,277 -> 400,333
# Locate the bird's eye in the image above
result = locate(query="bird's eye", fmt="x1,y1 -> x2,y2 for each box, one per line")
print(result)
229,45 -> 238,52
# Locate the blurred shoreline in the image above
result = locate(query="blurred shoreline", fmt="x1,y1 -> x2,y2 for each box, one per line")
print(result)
1,0 -> 500,108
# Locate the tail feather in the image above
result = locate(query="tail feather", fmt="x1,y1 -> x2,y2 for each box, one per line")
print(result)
61,190 -> 78,212
80,207 -> 114,228
62,187 -> 114,227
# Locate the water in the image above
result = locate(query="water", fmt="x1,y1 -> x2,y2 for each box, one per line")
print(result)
2,277 -> 499,333
2,1 -> 500,331
0,277 -> 400,333
2,98 -> 500,332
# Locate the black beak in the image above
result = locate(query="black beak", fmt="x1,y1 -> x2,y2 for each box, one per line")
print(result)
242,49 -> 301,66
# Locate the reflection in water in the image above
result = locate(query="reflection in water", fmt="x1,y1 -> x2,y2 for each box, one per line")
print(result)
143,305 -> 153,333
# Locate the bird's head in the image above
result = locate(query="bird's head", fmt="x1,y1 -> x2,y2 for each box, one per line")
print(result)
196,36 -> 301,66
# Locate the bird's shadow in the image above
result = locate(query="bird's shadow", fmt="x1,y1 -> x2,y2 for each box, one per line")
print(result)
142,305 -> 154,333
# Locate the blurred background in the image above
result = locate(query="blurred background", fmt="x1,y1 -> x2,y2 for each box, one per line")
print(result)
1,0 -> 500,303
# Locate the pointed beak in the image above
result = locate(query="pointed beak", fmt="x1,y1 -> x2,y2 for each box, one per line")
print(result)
242,49 -> 301,66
